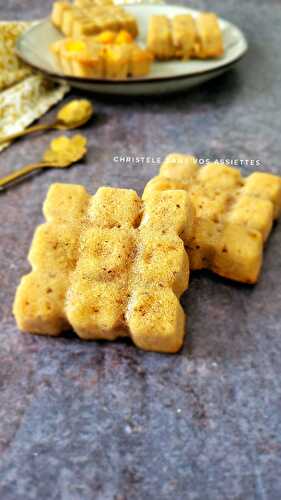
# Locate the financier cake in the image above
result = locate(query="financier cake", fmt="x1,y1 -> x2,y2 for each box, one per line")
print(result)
147,12 -> 224,60
13,184 -> 194,353
51,36 -> 153,79
143,155 -> 281,284
51,1 -> 138,38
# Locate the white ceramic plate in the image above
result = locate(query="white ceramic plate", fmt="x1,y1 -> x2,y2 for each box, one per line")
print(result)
16,4 -> 248,95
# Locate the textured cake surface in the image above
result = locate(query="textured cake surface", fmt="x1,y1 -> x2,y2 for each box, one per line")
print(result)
13,184 -> 90,335
147,12 -> 224,60
51,1 -> 138,38
13,184 -> 193,353
143,154 -> 281,283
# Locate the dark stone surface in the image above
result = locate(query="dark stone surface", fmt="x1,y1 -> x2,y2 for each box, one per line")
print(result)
1,0 -> 281,499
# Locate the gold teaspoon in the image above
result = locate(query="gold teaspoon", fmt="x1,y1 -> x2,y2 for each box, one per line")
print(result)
0,135 -> 87,190
0,99 -> 94,145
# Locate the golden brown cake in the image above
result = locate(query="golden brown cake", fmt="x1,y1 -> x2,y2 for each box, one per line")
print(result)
143,155 -> 281,284
51,37 -> 153,79
13,184 -> 90,335
51,1 -> 138,38
14,185 -> 194,353
51,38 -> 104,78
171,15 -> 197,59
147,15 -> 174,60
194,12 -> 224,59
147,12 -> 224,60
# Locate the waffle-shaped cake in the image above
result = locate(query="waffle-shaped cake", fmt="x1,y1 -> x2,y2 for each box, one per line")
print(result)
147,12 -> 224,60
51,1 -> 138,38
51,36 -> 153,78
13,184 -> 90,335
143,155 -> 281,284
14,185 -> 194,353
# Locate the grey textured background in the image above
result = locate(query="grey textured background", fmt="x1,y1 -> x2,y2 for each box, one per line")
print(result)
1,0 -> 281,499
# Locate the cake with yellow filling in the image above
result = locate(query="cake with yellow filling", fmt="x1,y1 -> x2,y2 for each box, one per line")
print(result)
51,1 -> 138,38
51,36 -> 153,79
51,38 -> 104,78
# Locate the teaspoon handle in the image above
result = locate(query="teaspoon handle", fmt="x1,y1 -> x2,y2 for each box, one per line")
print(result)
0,123 -> 54,145
0,162 -> 49,190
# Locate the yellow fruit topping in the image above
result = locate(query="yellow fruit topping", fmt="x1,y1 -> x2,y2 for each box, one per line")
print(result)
96,30 -> 117,43
115,30 -> 133,44
65,39 -> 86,52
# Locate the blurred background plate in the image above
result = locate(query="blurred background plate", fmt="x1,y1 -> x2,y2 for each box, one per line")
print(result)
16,3 -> 248,95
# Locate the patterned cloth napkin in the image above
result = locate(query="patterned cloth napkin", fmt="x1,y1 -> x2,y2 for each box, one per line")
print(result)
0,21 -> 69,152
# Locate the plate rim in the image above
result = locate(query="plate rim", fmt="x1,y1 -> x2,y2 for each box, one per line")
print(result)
16,5 -> 248,86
